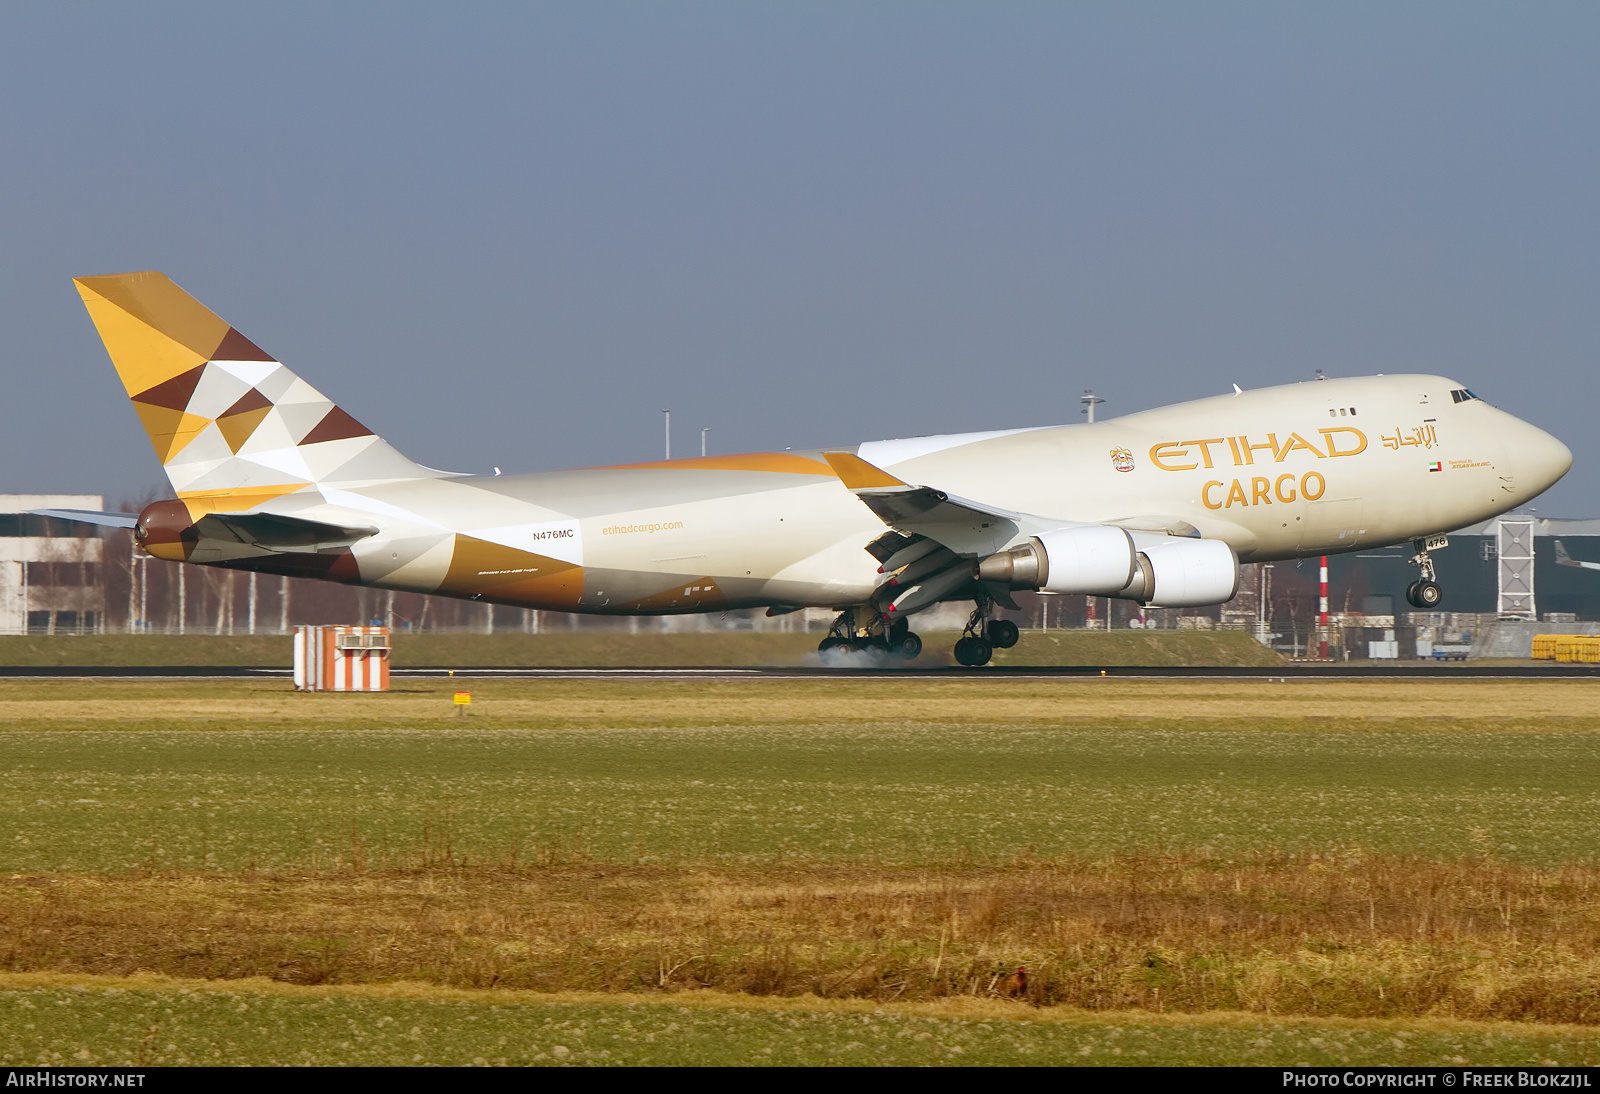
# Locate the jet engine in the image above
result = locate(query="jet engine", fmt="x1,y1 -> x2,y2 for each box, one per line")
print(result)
1118,538 -> 1238,607
976,526 -> 1136,596
978,528 -> 1238,607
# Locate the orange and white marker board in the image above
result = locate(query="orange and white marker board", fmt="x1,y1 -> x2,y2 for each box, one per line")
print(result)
294,625 -> 390,692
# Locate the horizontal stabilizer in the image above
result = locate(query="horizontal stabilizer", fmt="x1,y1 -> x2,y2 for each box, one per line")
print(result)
29,509 -> 139,529
193,511 -> 378,552
43,503 -> 376,553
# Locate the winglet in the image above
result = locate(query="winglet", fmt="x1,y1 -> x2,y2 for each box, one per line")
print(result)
824,452 -> 910,491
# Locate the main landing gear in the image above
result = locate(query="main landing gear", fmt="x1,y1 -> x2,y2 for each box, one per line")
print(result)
952,599 -> 1020,667
1406,534 -> 1449,609
818,608 -> 922,660
817,597 -> 1022,667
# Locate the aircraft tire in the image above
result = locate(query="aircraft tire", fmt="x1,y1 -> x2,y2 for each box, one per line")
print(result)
986,619 -> 1020,649
818,637 -> 848,653
954,636 -> 993,667
890,631 -> 923,660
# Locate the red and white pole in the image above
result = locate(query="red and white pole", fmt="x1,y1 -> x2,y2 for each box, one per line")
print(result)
1318,555 -> 1329,658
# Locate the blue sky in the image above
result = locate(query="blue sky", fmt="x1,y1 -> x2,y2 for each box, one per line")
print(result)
2,2 -> 1596,514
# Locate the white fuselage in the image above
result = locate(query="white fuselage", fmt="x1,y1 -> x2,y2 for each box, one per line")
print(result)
282,374 -> 1568,614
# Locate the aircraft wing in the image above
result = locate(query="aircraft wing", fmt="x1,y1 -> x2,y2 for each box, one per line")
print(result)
1102,515 -> 1203,539
823,452 -> 1033,557
1555,540 -> 1600,572
824,452 -> 1206,556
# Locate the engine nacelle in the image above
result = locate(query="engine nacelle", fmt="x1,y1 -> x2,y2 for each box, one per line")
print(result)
977,529 -> 1239,607
977,525 -> 1136,596
1120,538 -> 1238,607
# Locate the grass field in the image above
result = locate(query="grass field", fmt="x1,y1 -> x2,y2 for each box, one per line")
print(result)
2,676 -> 1597,1064
2,975 -> 1596,1067
0,629 -> 1286,667
2,678 -> 1597,869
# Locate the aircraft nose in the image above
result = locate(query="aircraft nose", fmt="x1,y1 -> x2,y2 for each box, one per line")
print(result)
1510,419 -> 1572,498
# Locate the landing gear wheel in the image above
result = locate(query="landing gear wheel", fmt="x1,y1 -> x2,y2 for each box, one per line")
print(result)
818,637 -> 848,653
889,631 -> 923,660
954,636 -> 993,667
1407,580 -> 1442,609
985,619 -> 1019,649
1406,535 -> 1447,611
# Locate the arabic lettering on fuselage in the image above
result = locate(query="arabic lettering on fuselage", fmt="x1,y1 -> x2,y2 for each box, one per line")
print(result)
1379,423 -> 1439,451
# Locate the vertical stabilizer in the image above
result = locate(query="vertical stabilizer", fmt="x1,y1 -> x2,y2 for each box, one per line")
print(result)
75,272 -> 438,518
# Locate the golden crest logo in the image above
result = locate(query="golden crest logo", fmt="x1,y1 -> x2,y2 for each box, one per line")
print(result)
1110,447 -> 1135,473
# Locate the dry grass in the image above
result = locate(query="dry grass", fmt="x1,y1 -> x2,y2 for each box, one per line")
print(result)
0,676 -> 1597,728
6,853 -> 1600,1023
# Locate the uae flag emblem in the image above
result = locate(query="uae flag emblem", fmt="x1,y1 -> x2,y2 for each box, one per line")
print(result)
1428,461 -> 1443,472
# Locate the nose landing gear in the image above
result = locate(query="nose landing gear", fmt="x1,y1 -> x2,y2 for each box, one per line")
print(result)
1406,534 -> 1448,609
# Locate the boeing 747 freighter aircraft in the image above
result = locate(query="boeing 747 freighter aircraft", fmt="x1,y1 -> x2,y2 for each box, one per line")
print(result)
48,272 -> 1572,665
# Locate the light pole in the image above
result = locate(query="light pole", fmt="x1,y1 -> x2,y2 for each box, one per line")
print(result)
662,410 -> 671,460
1081,390 -> 1104,424
701,427 -> 710,457
1258,563 -> 1274,647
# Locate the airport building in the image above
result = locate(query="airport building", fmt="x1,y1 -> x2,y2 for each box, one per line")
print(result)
0,495 -> 107,635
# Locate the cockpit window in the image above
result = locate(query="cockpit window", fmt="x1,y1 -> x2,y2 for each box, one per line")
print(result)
1450,388 -> 1479,403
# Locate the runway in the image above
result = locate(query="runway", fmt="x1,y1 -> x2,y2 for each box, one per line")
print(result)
1,664 -> 1598,680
